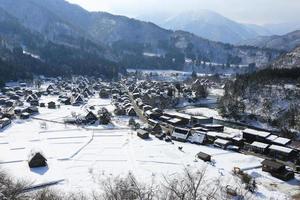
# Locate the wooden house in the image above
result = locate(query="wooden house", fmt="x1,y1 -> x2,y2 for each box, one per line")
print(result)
190,116 -> 213,127
249,141 -> 269,154
39,103 -> 46,107
164,112 -> 191,126
171,127 -> 191,142
85,111 -> 98,124
61,97 -> 71,105
20,112 -> 30,119
28,151 -> 47,168
197,152 -> 211,162
99,89 -> 110,98
23,106 -> 39,114
197,124 -> 224,132
48,101 -> 56,109
214,138 -> 231,149
261,159 -> 294,181
72,95 -> 84,106
127,107 -> 137,116
30,99 -> 39,106
0,118 -> 11,129
242,129 -> 271,143
266,135 -> 291,146
114,106 -> 126,116
268,145 -> 296,161
151,123 -> 162,135
188,131 -> 206,144
137,129 -> 149,139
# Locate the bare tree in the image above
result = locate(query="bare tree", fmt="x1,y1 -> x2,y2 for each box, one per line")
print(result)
96,173 -> 158,200
161,167 -> 222,200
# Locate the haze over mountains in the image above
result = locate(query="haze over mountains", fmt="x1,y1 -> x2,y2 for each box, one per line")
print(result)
138,10 -> 300,44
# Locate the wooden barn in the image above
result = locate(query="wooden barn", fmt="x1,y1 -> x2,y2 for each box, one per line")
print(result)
28,151 -> 47,168
261,159 -> 294,181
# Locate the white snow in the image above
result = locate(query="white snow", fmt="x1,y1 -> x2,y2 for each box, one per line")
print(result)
0,95 -> 298,199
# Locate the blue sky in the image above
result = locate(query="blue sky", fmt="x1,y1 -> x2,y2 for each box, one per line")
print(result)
66,0 -> 300,25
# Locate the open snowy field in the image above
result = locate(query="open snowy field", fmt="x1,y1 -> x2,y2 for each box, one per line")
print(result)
0,97 -> 299,199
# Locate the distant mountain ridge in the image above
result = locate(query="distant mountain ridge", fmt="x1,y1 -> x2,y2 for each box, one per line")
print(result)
239,30 -> 300,51
139,10 -> 272,44
0,0 -> 282,72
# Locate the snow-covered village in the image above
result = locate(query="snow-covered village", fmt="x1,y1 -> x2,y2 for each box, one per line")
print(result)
1,0 -> 300,199
0,71 -> 299,199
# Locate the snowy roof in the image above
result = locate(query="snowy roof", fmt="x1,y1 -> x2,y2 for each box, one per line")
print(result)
202,124 -> 223,128
164,111 -> 191,119
207,132 -> 234,139
192,116 -> 209,120
251,141 -> 269,149
168,118 -> 182,124
243,129 -> 271,138
266,135 -> 278,141
269,145 -> 294,154
266,134 -> 291,145
214,138 -> 231,145
273,137 -> 291,145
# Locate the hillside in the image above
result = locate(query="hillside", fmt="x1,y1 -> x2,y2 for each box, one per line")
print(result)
219,47 -> 300,131
240,30 -> 300,51
0,0 -> 282,70
0,7 -> 121,85
272,46 -> 300,69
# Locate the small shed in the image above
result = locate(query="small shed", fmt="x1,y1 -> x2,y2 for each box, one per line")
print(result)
137,129 -> 149,139
28,151 -> 47,168
48,101 -> 56,109
197,152 -> 211,162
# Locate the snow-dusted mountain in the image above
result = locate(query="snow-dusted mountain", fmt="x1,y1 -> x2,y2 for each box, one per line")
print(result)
240,30 -> 300,51
139,10 -> 269,44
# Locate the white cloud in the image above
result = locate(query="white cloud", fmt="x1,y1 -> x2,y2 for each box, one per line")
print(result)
66,0 -> 300,24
